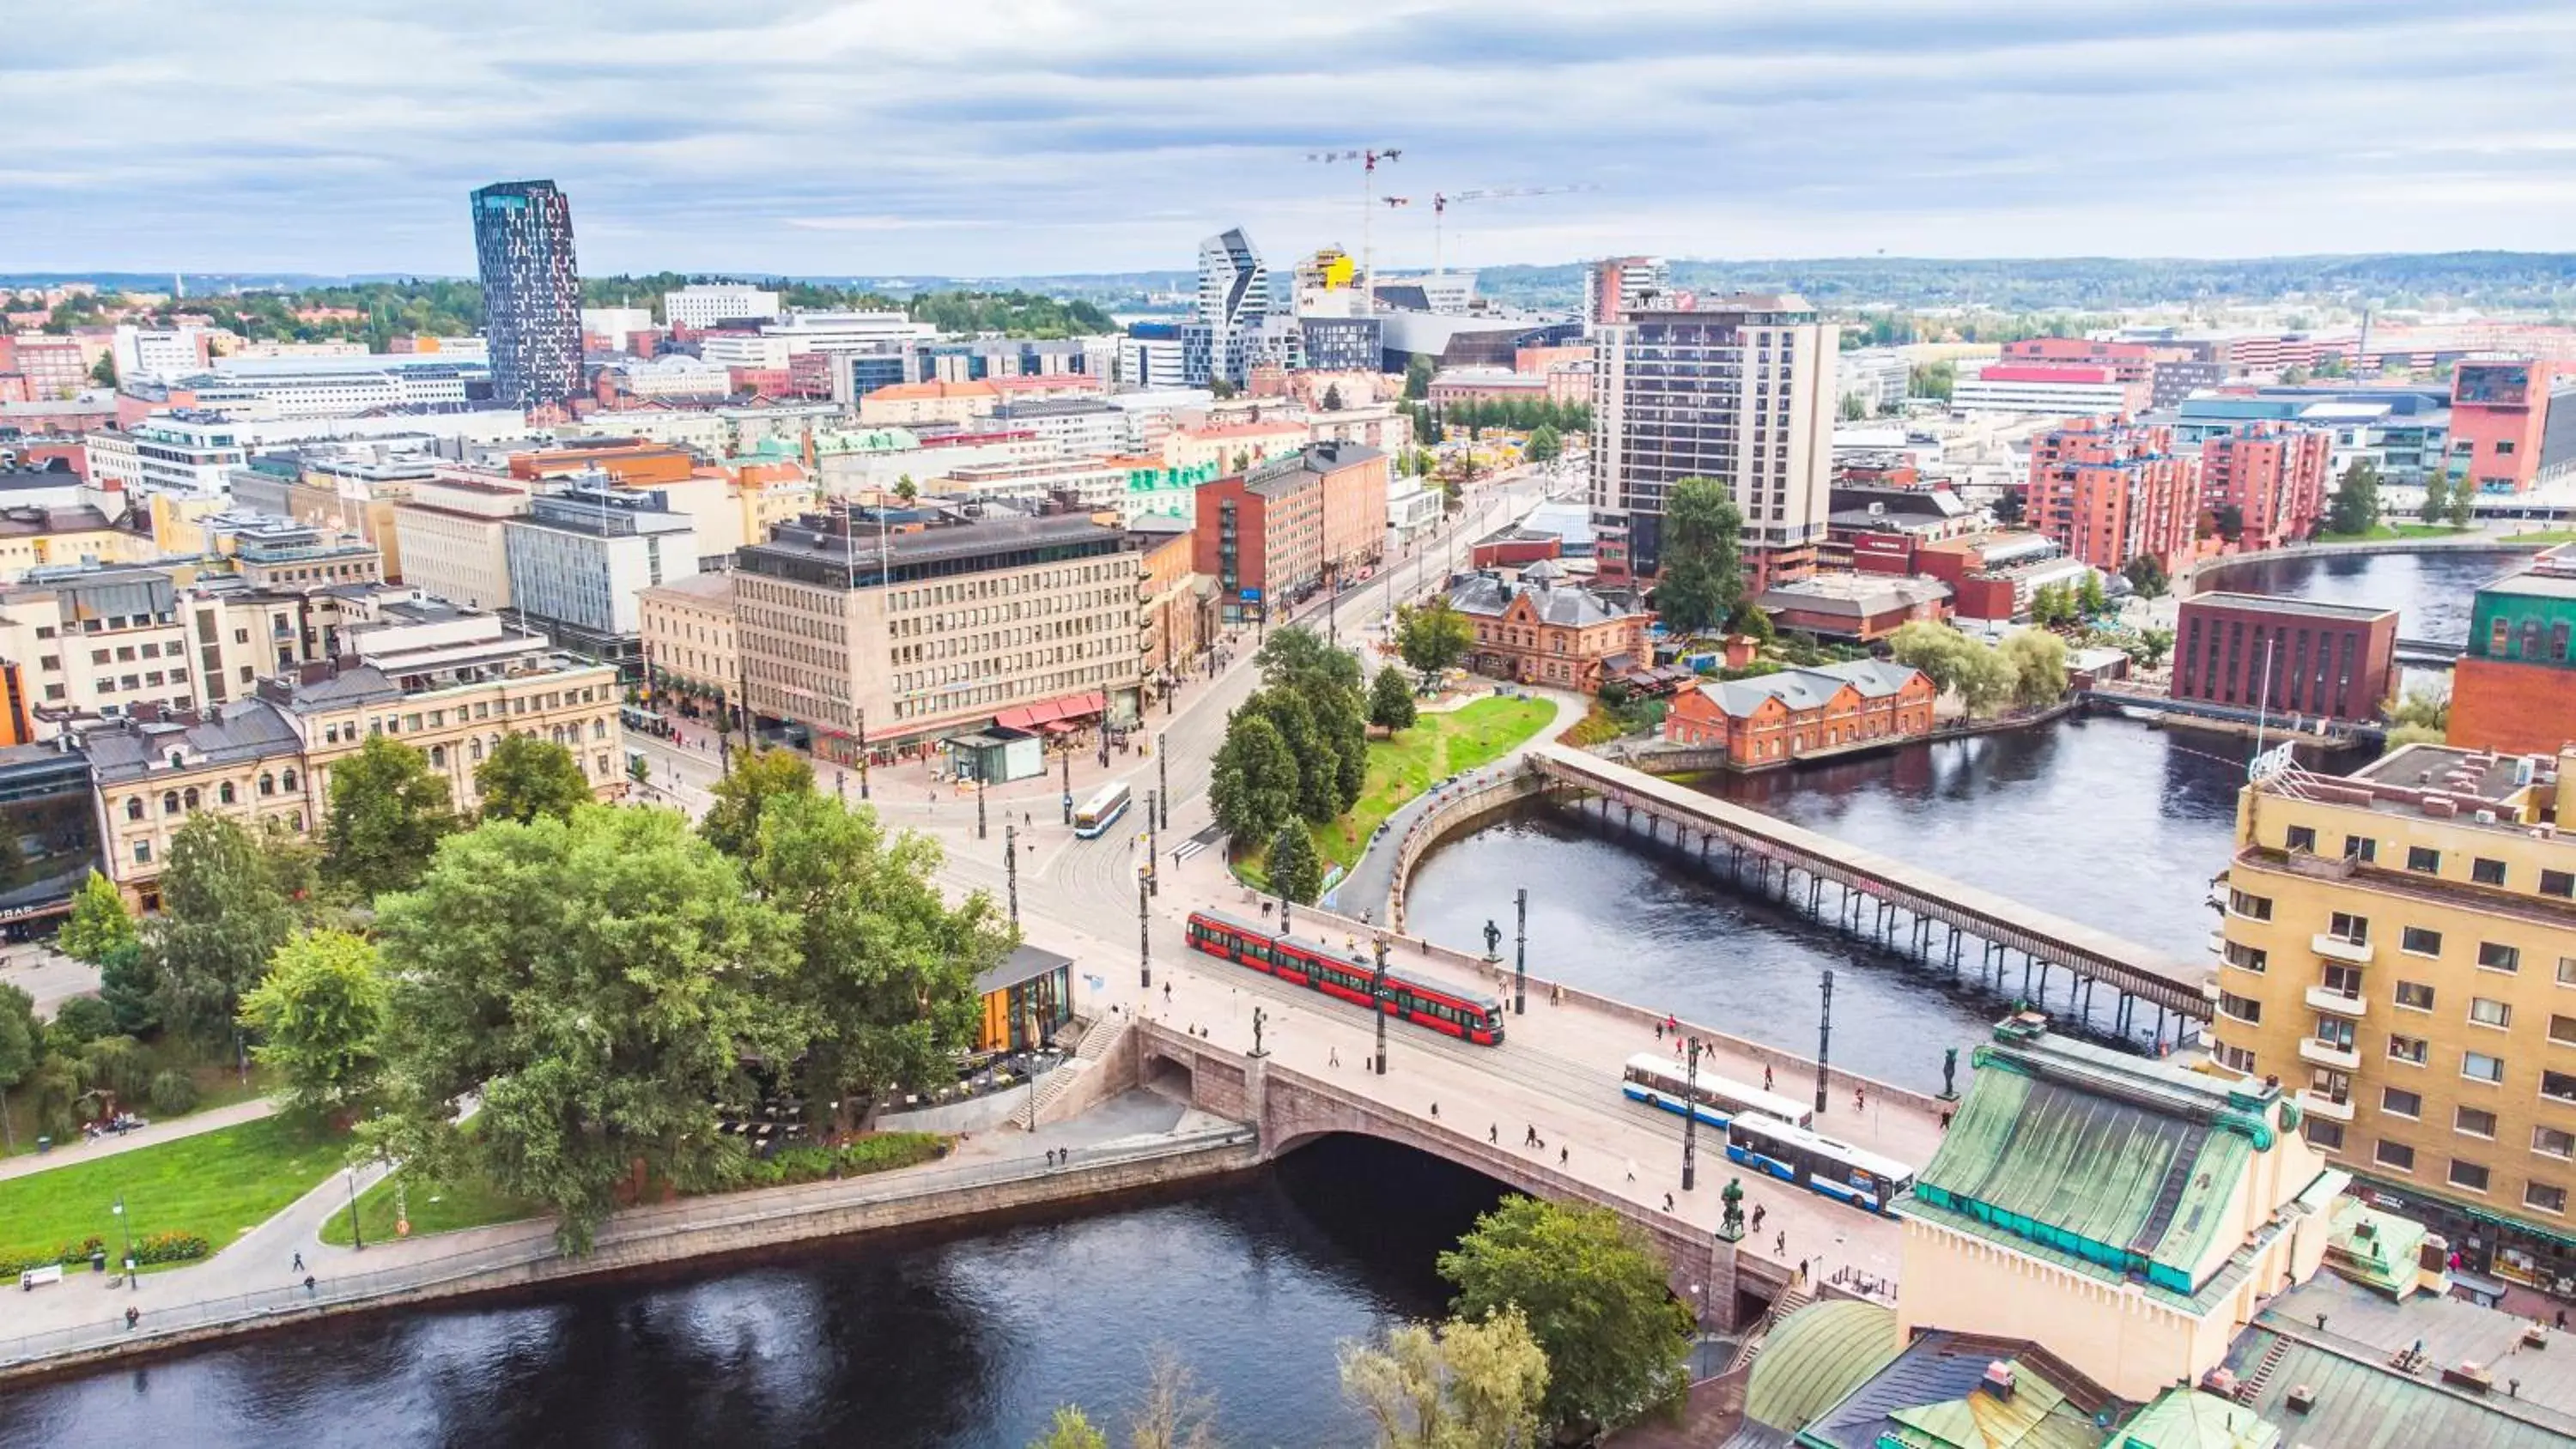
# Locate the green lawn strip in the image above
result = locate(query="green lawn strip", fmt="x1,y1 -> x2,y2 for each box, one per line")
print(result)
2312,523 -> 2476,543
1313,695 -> 1554,872
2500,530 -> 2576,545
0,1113 -> 347,1273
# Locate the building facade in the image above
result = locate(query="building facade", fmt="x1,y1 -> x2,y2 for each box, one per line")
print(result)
469,179 -> 582,409
389,473 -> 532,611
2208,743 -> 2576,1293
501,485 -> 698,674
1586,256 -> 1670,327
2172,593 -> 2398,724
1445,563 -> 1648,693
1188,227 -> 1268,389
1663,659 -> 1935,768
663,283 -> 782,330
2198,422 -> 2332,550
2449,545 -> 2576,756
2025,419 -> 2202,573
638,571 -> 740,710
1192,458 -> 1323,624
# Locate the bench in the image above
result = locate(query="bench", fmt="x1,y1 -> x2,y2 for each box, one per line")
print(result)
18,1264 -> 63,1291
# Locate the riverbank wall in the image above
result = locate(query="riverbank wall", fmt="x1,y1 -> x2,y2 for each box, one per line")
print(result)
2185,534 -> 2544,593
0,1125 -> 1259,1386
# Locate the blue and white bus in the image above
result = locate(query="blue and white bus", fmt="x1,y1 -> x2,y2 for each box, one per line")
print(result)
1073,782 -> 1133,839
1619,1053 -> 1814,1131
1723,1114 -> 1916,1216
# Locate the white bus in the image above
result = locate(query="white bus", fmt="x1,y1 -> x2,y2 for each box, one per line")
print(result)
1724,1114 -> 1917,1216
1074,782 -> 1133,839
1619,1053 -> 1814,1131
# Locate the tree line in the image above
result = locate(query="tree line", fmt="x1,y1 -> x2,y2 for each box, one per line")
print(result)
16,734 -> 1008,1252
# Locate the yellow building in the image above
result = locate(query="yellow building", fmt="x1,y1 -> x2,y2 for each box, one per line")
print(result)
390,473 -> 532,612
639,572 -> 739,707
2210,742 -> 2576,1294
0,504 -> 155,583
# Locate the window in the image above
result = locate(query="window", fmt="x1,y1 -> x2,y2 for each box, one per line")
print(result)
131,840 -> 150,865
2344,835 -> 2378,864
2329,912 -> 2369,943
2314,1017 -> 2355,1050
2478,943 -> 2521,973
2402,926 -> 2443,956
2544,869 -> 2574,900
2216,1042 -> 2257,1075
2219,992 -> 2263,1024
2472,858 -> 2507,887
2470,997 -> 2513,1028
2563,957 -> 2576,987
2324,964 -> 2364,996
180,787 -> 197,811
2224,941 -> 2268,973
2286,824 -> 2317,852
2396,981 -> 2435,1011
161,791 -> 179,815
428,745 -> 446,769
2376,1140 -> 2416,1172
2546,1070 -> 2576,1105
2407,846 -> 2440,874
282,769 -> 298,791
218,783 -> 234,805
2538,1126 -> 2576,1160
2463,1052 -> 2505,1084
2529,1182 -> 2568,1215
2382,1086 -> 2423,1119
2389,1034 -> 2428,1065
2306,1119 -> 2347,1151
2457,1106 -> 2498,1138
2554,1015 -> 2576,1046
2450,1160 -> 2493,1193
2229,889 -> 2272,920
258,773 -> 275,797
124,797 -> 143,822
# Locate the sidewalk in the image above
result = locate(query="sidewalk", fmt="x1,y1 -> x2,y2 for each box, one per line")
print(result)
0,1095 -> 276,1183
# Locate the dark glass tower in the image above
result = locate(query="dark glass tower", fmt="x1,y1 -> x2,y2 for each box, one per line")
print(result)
469,180 -> 581,409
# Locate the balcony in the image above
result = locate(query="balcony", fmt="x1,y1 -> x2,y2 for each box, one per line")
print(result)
2300,1038 -> 2362,1072
2312,933 -> 2373,967
2305,986 -> 2368,1020
2298,1089 -> 2356,1123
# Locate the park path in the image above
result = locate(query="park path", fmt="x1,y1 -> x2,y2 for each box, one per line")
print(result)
0,1095 -> 276,1184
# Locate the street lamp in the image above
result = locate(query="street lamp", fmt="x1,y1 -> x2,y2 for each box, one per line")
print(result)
1681,1036 -> 1701,1192
1138,869 -> 1152,990
345,1167 -> 364,1251
1815,968 -> 1835,1119
1145,788 -> 1159,897
1060,749 -> 1073,826
976,775 -> 987,840
112,1194 -> 135,1289
1371,933 -> 1391,1076
1005,823 -> 1018,925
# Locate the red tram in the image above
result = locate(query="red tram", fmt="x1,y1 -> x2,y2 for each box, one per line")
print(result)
1183,908 -> 1505,1046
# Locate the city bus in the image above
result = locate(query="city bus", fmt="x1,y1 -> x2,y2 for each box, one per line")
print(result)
1073,782 -> 1133,839
1619,1053 -> 1814,1131
1723,1114 -> 1916,1216
1184,908 -> 1504,1046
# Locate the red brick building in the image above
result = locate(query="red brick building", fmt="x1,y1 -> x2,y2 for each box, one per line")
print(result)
2172,592 -> 2397,724
1193,463 -> 1321,625
1753,573 -> 1950,642
1446,562 -> 1648,693
2447,545 -> 2576,755
1663,659 -> 1935,769
2446,359 -> 2561,494
2026,419 -> 2202,574
2198,423 -> 2332,550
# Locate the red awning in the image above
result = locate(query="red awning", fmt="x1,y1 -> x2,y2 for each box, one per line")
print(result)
993,690 -> 1107,732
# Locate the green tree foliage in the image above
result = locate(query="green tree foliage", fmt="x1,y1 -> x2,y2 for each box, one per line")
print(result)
701,746 -> 819,859
2420,473 -> 2451,524
91,354 -> 118,388
239,929 -> 388,1118
1886,620 -> 1969,695
0,982 -> 38,1149
1651,476 -> 1745,634
58,870 -> 137,966
1268,823 -> 1323,905
1953,644 -> 2018,717
1321,384 -> 1345,412
894,474 -> 919,502
1369,666 -> 1419,732
145,814 -> 299,1050
1252,627 -> 1368,815
1998,629 -> 2070,709
1437,1197 -> 1693,1437
2326,459 -> 2380,537
1025,1407 -> 1109,1449
97,943 -> 158,1037
2210,504 -> 2246,543
2390,684 -> 2450,732
2137,626 -> 2177,671
1339,1307 -> 1551,1449
2448,483 -> 2476,529
1209,714 -> 1299,846
1522,424 -> 1560,464
1991,486 -> 2026,527
473,734 -> 594,826
1257,624 -> 1362,698
369,806 -> 797,1252
2075,570 -> 2108,618
323,735 -> 458,900
1420,397 -> 1593,436
1404,354 -> 1434,401
743,791 -> 1010,1122
2123,554 -> 2170,598
1396,600 -> 1476,687
903,290 -> 1115,337
1238,688 -> 1342,825
1839,391 -> 1869,421
1127,1348 -> 1224,1449
1909,358 -> 1955,403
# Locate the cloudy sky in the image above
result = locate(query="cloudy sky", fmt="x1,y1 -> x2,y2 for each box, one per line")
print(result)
8,0 -> 2573,278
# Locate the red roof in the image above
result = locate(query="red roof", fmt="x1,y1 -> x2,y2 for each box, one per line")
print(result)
993,690 -> 1107,731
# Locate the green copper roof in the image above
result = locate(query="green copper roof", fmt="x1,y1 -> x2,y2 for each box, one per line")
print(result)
2117,1389 -> 2279,1449
1743,1301 -> 1901,1434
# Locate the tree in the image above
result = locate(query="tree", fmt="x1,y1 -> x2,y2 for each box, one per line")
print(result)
1209,379 -> 1238,401
1209,714 -> 1299,846
58,870 -> 137,966
1437,1197 -> 1692,1438
0,982 -> 37,1150
1340,1307 -> 1550,1449
894,474 -> 919,503
2123,554 -> 2170,598
1127,1348 -> 1224,1449
239,929 -> 388,1119
145,814 -> 298,1050
2210,503 -> 2246,543
1321,384 -> 1345,412
1908,358 -> 1954,403
1953,642 -> 2018,718
369,806 -> 797,1252
1026,1408 -> 1109,1449
474,734 -> 593,826
1991,486 -> 2026,527
1838,391 -> 1868,421
2390,684 -> 2450,733
701,746 -> 817,858
2075,570 -> 2107,618
2325,459 -> 2380,537
744,791 -> 1010,1125
1886,620 -> 1971,695
322,735 -> 458,900
1257,624 -> 1362,698
1369,666 -> 1419,732
1403,354 -> 1434,401
1998,629 -> 2069,709
1523,425 -> 1560,464
1651,476 -> 1744,634
1397,600 -> 1476,687
90,353 -> 117,388
1268,823 -> 1322,905
2448,483 -> 2476,530
2420,472 -> 2451,524
97,942 -> 158,1037
2281,364 -> 2311,385
2138,626 -> 2176,671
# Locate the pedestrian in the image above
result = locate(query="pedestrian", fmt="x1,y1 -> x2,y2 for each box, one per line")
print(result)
291,1251 -> 305,1274
1655,1021 -> 1664,1042
1775,1230 -> 1786,1255
1329,1046 -> 1340,1068
1558,1146 -> 1569,1167
125,1306 -> 139,1331
1854,1085 -> 1866,1113
1801,1258 -> 1810,1281
304,1275 -> 317,1295
1625,1159 -> 1637,1183
1525,1125 -> 1538,1147
1664,1192 -> 1675,1212
1764,1064 -> 1774,1092
1430,1101 -> 1439,1118
1940,1110 -> 1953,1131
1163,982 -> 1172,1003
1752,1204 -> 1765,1234
1489,1124 -> 1498,1143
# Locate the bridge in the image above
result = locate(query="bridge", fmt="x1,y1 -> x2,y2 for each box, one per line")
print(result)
1383,743 -> 2213,1042
2393,636 -> 2466,668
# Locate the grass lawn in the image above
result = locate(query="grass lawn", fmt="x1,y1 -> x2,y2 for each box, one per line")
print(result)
319,1167 -> 544,1246
2312,522 -> 2476,543
0,1113 -> 346,1269
2501,529 -> 2576,545
0,1058 -> 279,1163
1311,694 -> 1555,872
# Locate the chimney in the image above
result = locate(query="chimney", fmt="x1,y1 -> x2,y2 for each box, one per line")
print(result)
1979,1361 -> 2017,1400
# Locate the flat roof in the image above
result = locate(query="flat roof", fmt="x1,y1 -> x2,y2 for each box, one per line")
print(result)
2348,742 -> 2533,803
2184,591 -> 2397,623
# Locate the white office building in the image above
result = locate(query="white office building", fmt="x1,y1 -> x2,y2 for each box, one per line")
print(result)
502,484 -> 698,672
82,415 -> 251,497
111,324 -> 210,384
1119,336 -> 1189,391
1188,228 -> 1268,387
1949,362 -> 2131,417
664,284 -> 784,330
698,334 -> 794,371
580,306 -> 655,340
169,355 -> 492,419
760,312 -> 936,355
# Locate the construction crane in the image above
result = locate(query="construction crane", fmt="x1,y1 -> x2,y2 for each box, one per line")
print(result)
1306,148 -> 1404,306
1428,185 -> 1597,275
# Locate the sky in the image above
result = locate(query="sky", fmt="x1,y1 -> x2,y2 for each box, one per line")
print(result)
7,0 -> 2576,279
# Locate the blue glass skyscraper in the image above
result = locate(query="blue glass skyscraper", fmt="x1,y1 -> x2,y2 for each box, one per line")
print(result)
470,180 -> 582,409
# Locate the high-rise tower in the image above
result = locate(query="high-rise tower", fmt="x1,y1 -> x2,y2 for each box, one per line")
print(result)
1183,227 -> 1268,388
470,180 -> 582,409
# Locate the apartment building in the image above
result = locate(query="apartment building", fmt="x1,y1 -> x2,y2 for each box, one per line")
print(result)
86,603 -> 623,906
1193,458 -> 1324,625
389,472 -> 532,611
2198,422 -> 2333,550
83,415 -> 249,498
1127,516 -> 1210,685
1589,295 -> 1837,588
732,506 -> 1139,765
501,485 -> 698,675
2025,418 -> 2202,573
0,503 -> 152,584
2208,743 -> 2576,1292
0,568 -> 198,729
639,572 -> 740,706
664,283 -> 782,330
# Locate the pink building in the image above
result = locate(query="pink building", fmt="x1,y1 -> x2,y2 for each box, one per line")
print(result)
2026,419 -> 2202,573
2198,423 -> 2332,549
2446,359 -> 2557,494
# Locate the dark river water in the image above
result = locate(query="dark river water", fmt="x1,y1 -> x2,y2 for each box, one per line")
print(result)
0,549 -> 2508,1446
